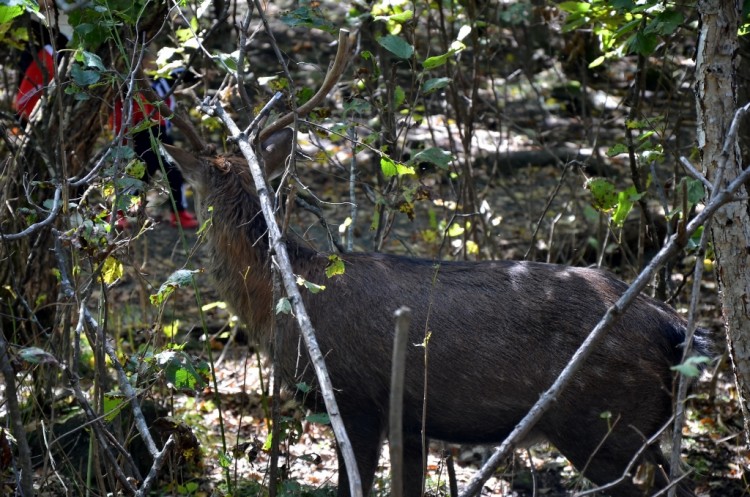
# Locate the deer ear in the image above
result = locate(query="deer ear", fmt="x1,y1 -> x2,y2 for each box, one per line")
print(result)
163,144 -> 206,186
260,128 -> 294,180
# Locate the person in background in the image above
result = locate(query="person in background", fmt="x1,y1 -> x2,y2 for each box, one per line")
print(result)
14,0 -> 198,230
14,0 -> 71,121
112,70 -> 200,229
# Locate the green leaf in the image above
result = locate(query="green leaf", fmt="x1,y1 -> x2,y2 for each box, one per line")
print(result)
71,63 -> 100,86
374,10 -> 413,24
150,269 -> 201,306
218,451 -> 232,468
325,255 -> 345,277
163,320 -> 179,339
646,10 -> 683,36
343,97 -> 371,114
687,226 -> 704,250
156,350 -> 208,392
276,297 -> 292,314
558,2 -> 591,14
671,355 -> 711,378
422,52 -> 451,70
262,433 -> 273,451
611,186 -> 641,227
103,393 -> 127,422
377,34 -> 414,59
409,147 -> 453,169
629,32 -> 658,56
585,178 -> 618,211
175,25 -> 197,44
79,50 -> 106,70
611,0 -> 636,9
588,55 -> 606,69
381,156 -> 397,177
114,177 -> 145,195
422,77 -> 452,94
606,143 -> 628,157
393,85 -> 405,108
296,276 -> 326,294
305,412 -> 330,425
381,156 -> 415,177
446,223 -> 465,237
125,159 -> 146,179
296,382 -> 311,393
0,4 -> 24,24
280,6 -> 336,34
111,145 -> 136,160
684,178 -> 706,205
213,51 -> 238,72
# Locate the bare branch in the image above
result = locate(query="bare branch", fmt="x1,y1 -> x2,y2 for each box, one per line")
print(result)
573,416 -> 679,496
0,185 -> 62,241
205,95 -> 364,497
679,156 -> 712,192
135,435 -> 176,497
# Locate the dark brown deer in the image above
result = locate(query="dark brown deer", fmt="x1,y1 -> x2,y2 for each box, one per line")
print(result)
165,128 -> 711,497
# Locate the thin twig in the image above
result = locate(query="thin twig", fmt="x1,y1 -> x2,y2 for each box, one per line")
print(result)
668,220 -> 710,497
573,416 -> 674,496
679,156 -> 713,192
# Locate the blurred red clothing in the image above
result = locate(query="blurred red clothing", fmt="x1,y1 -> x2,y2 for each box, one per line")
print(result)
111,84 -> 175,134
14,45 -> 56,120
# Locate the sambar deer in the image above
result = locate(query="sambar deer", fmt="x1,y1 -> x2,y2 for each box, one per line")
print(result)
165,126 -> 711,497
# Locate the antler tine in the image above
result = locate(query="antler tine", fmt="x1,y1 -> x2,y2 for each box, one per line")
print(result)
258,29 -> 353,143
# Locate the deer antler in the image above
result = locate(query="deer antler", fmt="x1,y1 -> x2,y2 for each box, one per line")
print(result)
154,29 -> 352,153
258,29 -> 353,143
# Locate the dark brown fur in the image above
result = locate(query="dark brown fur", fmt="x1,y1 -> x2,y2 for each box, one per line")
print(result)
167,130 -> 710,497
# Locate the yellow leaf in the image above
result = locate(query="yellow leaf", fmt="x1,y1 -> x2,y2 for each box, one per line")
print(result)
101,256 -> 123,284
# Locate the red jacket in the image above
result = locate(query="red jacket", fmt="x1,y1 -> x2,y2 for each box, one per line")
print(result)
111,90 -> 174,134
14,45 -> 55,120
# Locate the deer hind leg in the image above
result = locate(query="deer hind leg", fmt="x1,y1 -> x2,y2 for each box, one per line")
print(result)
546,422 -> 691,497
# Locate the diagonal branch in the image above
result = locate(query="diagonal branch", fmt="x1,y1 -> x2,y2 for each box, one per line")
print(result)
206,99 -> 364,497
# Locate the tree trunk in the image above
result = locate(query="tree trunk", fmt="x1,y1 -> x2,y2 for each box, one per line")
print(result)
695,0 -> 750,439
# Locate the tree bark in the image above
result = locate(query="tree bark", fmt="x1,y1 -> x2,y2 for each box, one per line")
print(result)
695,0 -> 750,439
